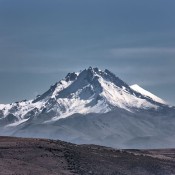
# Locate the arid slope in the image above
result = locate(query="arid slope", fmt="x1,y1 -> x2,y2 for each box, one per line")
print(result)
0,137 -> 175,175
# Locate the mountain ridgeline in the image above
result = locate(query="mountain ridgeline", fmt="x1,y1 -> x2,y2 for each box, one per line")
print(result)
0,67 -> 174,149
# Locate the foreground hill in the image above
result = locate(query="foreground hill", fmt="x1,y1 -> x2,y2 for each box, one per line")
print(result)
0,137 -> 175,175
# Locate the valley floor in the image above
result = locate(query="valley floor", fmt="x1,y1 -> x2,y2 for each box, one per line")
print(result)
0,136 -> 175,175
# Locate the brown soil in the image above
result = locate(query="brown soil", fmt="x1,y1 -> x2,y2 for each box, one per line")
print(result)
0,136 -> 175,175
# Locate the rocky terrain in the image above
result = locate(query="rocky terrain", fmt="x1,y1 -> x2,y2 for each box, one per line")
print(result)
0,136 -> 175,175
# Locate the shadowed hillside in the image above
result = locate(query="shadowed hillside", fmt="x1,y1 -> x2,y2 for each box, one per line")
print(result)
0,137 -> 175,175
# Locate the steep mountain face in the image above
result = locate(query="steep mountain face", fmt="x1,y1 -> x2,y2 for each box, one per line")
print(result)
0,67 -> 174,149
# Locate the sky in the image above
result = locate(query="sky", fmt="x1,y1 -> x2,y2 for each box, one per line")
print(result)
0,0 -> 175,105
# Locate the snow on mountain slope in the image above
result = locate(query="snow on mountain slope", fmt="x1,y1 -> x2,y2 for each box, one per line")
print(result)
0,67 -> 174,149
98,77 -> 157,110
0,67 -> 167,126
130,84 -> 166,105
0,104 -> 6,110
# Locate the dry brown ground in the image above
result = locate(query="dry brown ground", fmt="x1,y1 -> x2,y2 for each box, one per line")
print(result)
0,136 -> 175,175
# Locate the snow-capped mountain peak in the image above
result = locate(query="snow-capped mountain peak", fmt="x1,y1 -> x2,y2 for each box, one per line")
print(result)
0,67 -> 168,125
0,67 -> 174,149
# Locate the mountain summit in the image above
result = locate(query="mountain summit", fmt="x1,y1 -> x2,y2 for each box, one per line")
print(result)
0,67 -> 167,124
0,67 -> 174,149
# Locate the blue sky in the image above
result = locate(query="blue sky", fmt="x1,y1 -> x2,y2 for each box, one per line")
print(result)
0,0 -> 175,105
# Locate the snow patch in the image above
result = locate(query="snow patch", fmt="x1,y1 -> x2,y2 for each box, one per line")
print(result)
6,118 -> 29,127
130,84 -> 166,104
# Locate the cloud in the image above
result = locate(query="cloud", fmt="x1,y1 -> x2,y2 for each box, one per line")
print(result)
109,47 -> 175,58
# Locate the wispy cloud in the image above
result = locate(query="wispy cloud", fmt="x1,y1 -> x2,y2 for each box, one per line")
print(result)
110,47 -> 175,57
0,66 -> 68,74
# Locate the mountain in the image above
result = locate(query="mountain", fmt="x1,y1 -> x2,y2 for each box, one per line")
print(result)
0,67 -> 175,149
